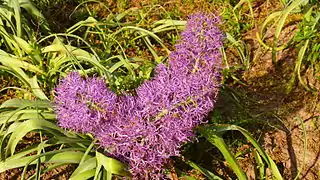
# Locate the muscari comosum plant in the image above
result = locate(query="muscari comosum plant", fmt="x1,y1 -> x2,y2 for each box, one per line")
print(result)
54,13 -> 283,179
0,11 -> 283,179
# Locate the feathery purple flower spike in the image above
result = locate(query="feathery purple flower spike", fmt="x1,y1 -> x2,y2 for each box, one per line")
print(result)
54,12 -> 224,179
54,72 -> 117,133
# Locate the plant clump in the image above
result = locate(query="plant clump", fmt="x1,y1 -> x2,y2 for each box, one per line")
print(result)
54,12 -> 223,179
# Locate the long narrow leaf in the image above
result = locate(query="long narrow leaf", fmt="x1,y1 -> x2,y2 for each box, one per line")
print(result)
70,157 -> 97,180
198,126 -> 248,180
185,160 -> 223,180
199,124 -> 283,180
96,151 -> 130,177
5,119 -> 64,157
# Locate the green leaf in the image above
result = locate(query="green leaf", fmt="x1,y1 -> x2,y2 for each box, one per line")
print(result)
5,119 -> 64,157
253,150 -> 265,179
0,54 -> 47,99
179,176 -> 197,180
4,143 -> 53,161
70,169 -> 96,180
29,76 -> 48,100
96,151 -> 130,177
226,33 -> 249,69
152,19 -> 186,33
0,143 -> 55,172
116,26 -> 170,54
199,124 -> 283,180
66,17 -> 98,34
198,126 -> 248,180
70,157 -> 97,180
42,44 -> 94,59
13,35 -> 33,54
0,54 -> 43,74
274,0 -> 308,40
185,160 -> 223,180
18,0 -> 50,32
27,163 -> 69,180
0,98 -> 51,109
8,0 -> 22,37
0,152 -> 41,172
17,148 -> 85,178
46,151 -> 88,164
0,110 -> 55,124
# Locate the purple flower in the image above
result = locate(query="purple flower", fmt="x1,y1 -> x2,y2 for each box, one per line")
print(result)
54,12 -> 224,179
54,72 -> 117,133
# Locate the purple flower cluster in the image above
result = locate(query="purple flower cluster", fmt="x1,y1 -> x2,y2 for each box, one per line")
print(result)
54,12 -> 223,179
54,73 -> 117,133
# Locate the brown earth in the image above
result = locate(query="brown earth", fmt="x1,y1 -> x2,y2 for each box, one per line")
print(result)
238,1 -> 320,179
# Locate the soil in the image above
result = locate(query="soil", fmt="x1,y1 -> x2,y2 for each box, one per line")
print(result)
0,165 -> 75,180
180,0 -> 319,179
239,2 -> 320,179
0,73 -> 21,104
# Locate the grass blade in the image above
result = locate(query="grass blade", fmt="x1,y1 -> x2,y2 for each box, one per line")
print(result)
185,160 -> 223,180
199,124 -> 283,180
96,151 -> 130,177
198,126 -> 248,180
5,119 -> 64,157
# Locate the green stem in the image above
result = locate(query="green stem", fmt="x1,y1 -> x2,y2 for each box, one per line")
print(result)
79,139 -> 96,165
210,134 -> 248,180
